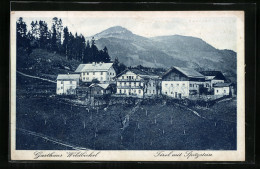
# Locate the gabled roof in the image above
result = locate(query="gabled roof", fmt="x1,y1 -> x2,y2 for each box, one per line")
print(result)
115,68 -> 160,79
162,66 -> 204,79
57,74 -> 80,81
89,83 -> 110,89
75,62 -> 113,72
199,71 -> 226,81
213,83 -> 233,87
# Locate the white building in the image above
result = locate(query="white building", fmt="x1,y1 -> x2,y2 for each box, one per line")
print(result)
115,69 -> 161,98
56,74 -> 80,95
199,71 -> 226,90
75,62 -> 116,84
214,83 -> 235,96
161,67 -> 205,98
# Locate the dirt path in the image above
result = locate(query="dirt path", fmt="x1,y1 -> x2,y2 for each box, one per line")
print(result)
17,71 -> 56,83
17,128 -> 88,150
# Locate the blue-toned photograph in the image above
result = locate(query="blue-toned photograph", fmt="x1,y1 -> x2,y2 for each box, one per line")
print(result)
15,13 -> 237,151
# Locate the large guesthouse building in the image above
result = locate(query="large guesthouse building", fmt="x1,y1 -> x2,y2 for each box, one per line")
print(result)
161,66 -> 205,98
115,69 -> 161,98
75,62 -> 116,84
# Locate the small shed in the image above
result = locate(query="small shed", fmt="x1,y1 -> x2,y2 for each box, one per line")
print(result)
213,83 -> 235,96
89,83 -> 112,97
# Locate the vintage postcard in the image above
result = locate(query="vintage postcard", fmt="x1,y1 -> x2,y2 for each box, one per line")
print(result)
10,11 -> 245,161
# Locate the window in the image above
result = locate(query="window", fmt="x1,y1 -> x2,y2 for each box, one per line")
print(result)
171,92 -> 173,94
224,90 -> 226,93
120,82 -> 122,86
190,84 -> 192,87
87,72 -> 89,75
101,72 -> 103,75
165,92 -> 167,94
153,83 -> 155,86
101,77 -> 103,80
119,89 -> 122,94
70,81 -> 72,84
61,81 -> 63,84
122,76 -> 124,79
165,84 -> 168,87
83,77 -> 85,80
124,90 -> 126,93
216,90 -> 219,93
153,90 -> 155,94
61,86 -> 63,89
110,73 -> 112,75
93,72 -> 95,75
177,84 -> 179,86
86,77 -> 89,80
171,84 -> 173,87
139,90 -> 141,94
183,83 -> 185,86
124,82 -> 127,85
70,86 -> 72,89
134,82 -> 136,86
134,89 -> 136,93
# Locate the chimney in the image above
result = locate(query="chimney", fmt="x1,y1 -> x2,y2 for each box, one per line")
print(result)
92,62 -> 95,66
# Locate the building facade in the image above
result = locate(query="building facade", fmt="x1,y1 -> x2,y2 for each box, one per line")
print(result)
56,74 -> 80,95
161,67 -> 205,98
115,69 -> 161,98
75,62 -> 116,84
213,83 -> 235,96
200,71 -> 226,90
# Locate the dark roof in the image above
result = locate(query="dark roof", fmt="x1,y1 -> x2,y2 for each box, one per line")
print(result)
199,71 -> 226,80
213,83 -> 233,87
162,66 -> 204,79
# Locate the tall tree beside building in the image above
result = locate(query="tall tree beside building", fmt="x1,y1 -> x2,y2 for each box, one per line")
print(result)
63,26 -> 69,59
51,24 -> 58,52
52,17 -> 63,53
83,40 -> 91,63
91,37 -> 99,62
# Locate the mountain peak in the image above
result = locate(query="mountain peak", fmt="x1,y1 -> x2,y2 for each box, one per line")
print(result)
92,26 -> 133,39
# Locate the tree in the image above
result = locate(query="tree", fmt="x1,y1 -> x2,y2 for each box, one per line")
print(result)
39,20 -> 49,48
91,37 -> 99,62
30,21 -> 40,41
83,40 -> 91,63
51,24 -> 58,52
63,26 -> 69,59
101,46 -> 111,63
16,17 -> 31,55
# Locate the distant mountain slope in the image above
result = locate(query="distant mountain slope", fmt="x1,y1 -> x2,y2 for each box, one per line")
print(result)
88,26 -> 236,78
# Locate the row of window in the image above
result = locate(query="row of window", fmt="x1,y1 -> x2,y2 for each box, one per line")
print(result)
57,86 -> 74,90
119,89 -> 142,94
118,82 -> 143,87
82,77 -> 113,81
121,75 -> 137,80
83,72 -> 115,76
165,83 -> 185,87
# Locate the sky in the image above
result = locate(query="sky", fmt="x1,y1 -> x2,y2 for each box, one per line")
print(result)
20,11 -> 241,52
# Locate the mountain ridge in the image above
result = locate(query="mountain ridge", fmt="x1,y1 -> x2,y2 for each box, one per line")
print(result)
87,26 -> 236,78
